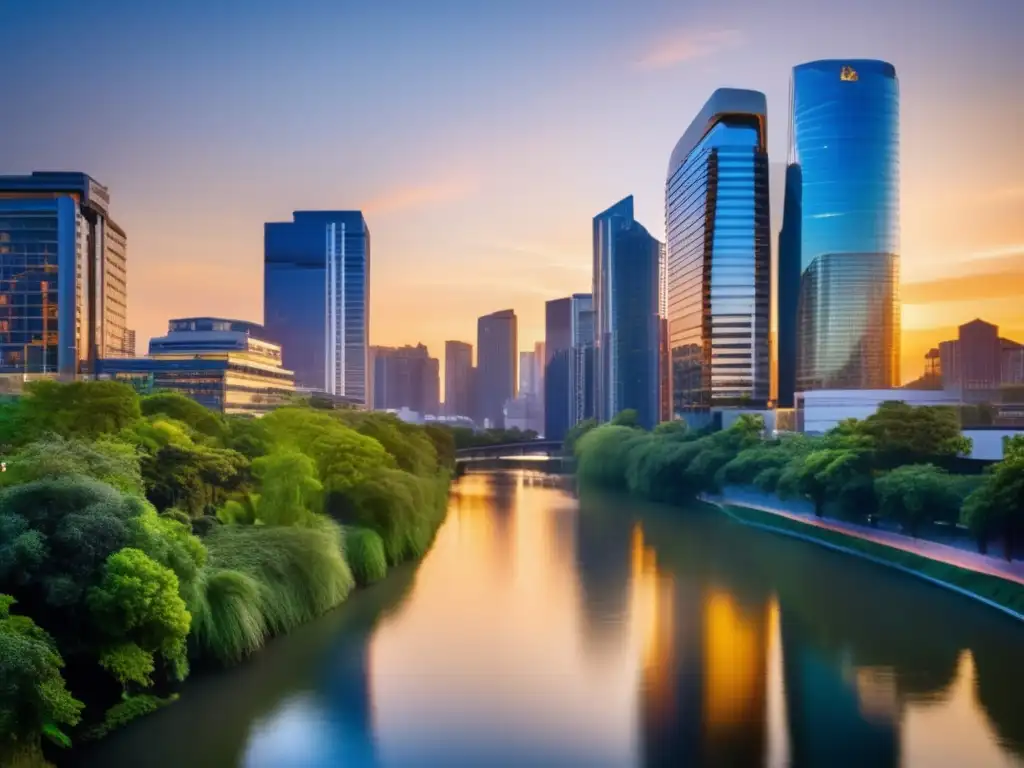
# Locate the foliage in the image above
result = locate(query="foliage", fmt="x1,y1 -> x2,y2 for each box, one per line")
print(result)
961,458 -> 1024,560
98,643 -> 154,692
0,435 -> 144,496
88,548 -> 192,684
81,694 -> 178,742
875,464 -> 967,536
16,380 -> 141,444
563,418 -> 597,456
344,527 -> 389,586
0,596 -> 83,754
447,426 -> 540,450
252,450 -> 322,526
858,401 -> 971,467
141,392 -> 226,440
610,409 -> 641,429
424,425 -> 457,470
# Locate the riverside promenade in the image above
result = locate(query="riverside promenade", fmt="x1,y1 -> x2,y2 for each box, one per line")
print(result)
708,487 -> 1024,587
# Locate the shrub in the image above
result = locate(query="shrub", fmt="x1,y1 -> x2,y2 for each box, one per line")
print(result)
344,527 -> 388,586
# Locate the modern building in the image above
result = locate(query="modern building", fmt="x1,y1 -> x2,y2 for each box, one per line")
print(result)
444,340 -> 474,418
476,309 -> 517,429
665,89 -> 771,421
98,317 -> 294,415
544,297 -> 573,441
372,344 -> 440,416
504,393 -> 543,435
570,293 -> 595,427
592,196 -> 661,429
0,171 -> 130,377
519,350 -> 537,396
125,329 -> 137,358
781,60 -> 901,394
796,389 -> 958,434
264,210 -> 370,403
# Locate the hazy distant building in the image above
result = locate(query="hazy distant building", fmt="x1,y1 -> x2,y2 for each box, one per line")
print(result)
665,89 -> 771,418
783,60 -> 901,393
936,319 -> 1021,400
0,171 -> 130,376
504,393 -> 543,435
125,329 -> 137,358
571,293 -> 595,426
444,340 -> 473,417
593,196 -> 660,428
544,297 -> 573,440
99,317 -> 294,415
264,210 -> 370,403
477,309 -> 517,428
372,344 -> 439,415
519,350 -> 537,396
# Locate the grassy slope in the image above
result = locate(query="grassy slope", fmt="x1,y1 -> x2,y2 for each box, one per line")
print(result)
722,503 -> 1024,618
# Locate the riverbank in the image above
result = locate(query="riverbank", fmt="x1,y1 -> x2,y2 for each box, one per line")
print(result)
706,496 -> 1024,621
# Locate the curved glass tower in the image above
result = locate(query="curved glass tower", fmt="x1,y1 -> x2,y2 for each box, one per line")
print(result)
787,60 -> 900,392
665,89 -> 771,416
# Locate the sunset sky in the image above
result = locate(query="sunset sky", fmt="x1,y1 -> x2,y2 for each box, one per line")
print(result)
2,0 -> 1022,388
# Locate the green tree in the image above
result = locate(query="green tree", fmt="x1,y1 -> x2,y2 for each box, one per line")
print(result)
858,401 -> 970,466
779,449 -> 868,517
252,450 -> 322,526
18,380 -> 142,443
0,596 -> 83,758
575,425 -> 647,491
1,434 -> 144,496
961,457 -> 1024,561
564,418 -> 597,456
652,420 -> 689,439
610,409 -> 641,429
140,392 -> 226,441
424,424 -> 456,470
875,464 -> 964,537
88,548 -> 192,685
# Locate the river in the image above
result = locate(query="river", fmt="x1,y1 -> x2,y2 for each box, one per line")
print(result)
69,469 -> 1024,767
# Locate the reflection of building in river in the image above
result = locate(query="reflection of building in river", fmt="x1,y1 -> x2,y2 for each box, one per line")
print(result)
780,607 -> 900,767
573,501 -> 635,653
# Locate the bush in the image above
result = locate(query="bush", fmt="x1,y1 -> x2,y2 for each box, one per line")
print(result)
344,527 -> 388,586
82,694 -> 179,741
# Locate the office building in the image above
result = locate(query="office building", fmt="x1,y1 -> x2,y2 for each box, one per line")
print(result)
570,293 -> 595,426
593,196 -> 661,429
782,60 -> 901,394
372,344 -> 440,416
665,89 -> 771,419
936,319 -> 1022,400
99,317 -> 294,415
0,172 -> 130,377
544,297 -> 573,441
476,309 -> 517,429
504,392 -> 543,435
519,350 -> 537,396
777,164 -> 802,407
264,210 -> 370,403
444,340 -> 474,417
125,329 -> 136,357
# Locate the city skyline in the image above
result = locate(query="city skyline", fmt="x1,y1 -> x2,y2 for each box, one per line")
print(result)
1,0 -> 1022,390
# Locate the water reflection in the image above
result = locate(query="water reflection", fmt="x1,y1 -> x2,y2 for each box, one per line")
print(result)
70,470 -> 1024,767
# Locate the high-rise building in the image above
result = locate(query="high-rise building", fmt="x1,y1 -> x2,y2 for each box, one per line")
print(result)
665,89 -> 771,418
593,196 -> 661,428
777,164 -> 802,407
544,297 -> 573,441
371,344 -> 439,415
519,350 -> 537,396
444,340 -> 474,417
126,329 -> 137,357
782,60 -> 900,393
570,293 -> 595,426
0,172 -> 129,376
476,309 -> 517,429
264,210 -> 370,403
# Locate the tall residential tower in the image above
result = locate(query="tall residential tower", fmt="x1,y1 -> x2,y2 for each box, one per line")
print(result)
476,309 -> 517,429
665,89 -> 771,419
264,210 -> 370,403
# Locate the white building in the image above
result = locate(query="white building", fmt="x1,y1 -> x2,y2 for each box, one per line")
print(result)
796,389 -> 959,434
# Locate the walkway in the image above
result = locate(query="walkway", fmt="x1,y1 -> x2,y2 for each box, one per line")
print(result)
710,489 -> 1024,587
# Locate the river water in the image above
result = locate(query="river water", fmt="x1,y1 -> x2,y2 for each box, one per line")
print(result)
70,469 -> 1024,767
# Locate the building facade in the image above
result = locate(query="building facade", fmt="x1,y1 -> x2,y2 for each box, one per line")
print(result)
0,172 -> 130,377
665,89 -> 771,419
592,196 -> 661,428
570,293 -> 595,426
544,297 -> 573,441
264,210 -> 370,403
783,60 -> 901,393
99,317 -> 294,415
444,340 -> 473,418
476,309 -> 517,429
372,344 -> 440,416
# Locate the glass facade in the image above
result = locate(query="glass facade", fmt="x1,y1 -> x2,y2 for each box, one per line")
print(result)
593,198 -> 661,428
444,340 -> 473,418
570,294 -> 595,427
264,211 -> 369,403
787,60 -> 900,391
544,297 -> 572,440
0,172 -> 129,378
476,309 -> 517,429
665,89 -> 771,416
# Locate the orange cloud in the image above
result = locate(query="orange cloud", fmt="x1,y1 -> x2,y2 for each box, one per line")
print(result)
902,270 -> 1024,305
634,28 -> 743,71
363,178 -> 474,216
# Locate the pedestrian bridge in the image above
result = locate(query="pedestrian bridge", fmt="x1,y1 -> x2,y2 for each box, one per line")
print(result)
454,440 -> 564,463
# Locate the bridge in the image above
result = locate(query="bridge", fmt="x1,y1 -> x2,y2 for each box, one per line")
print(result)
454,439 -> 564,463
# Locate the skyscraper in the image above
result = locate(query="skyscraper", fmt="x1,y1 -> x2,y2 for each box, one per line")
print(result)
519,350 -> 537,396
570,293 -> 595,426
264,210 -> 370,403
0,172 -> 129,376
782,60 -> 900,394
544,297 -> 573,441
476,309 -> 517,429
593,196 -> 661,429
444,340 -> 474,417
665,89 -> 771,418
371,343 -> 439,415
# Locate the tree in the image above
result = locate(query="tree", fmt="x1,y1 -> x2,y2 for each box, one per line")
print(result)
875,464 -> 963,537
858,402 -> 970,466
962,458 -> 1024,561
88,548 -> 192,685
141,442 -> 248,517
0,595 -> 83,758
251,450 -> 322,526
18,380 -> 142,443
564,418 -> 597,456
610,409 -> 641,429
424,424 -> 456,470
779,449 -> 868,517
1,434 -> 144,496
140,392 -> 226,441
575,425 -> 647,491
652,420 -> 689,439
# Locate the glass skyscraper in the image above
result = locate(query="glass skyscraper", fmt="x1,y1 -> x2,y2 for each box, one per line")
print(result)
476,309 -> 517,429
544,296 -> 572,441
593,196 -> 661,429
781,60 -> 901,395
665,89 -> 771,417
0,172 -> 130,378
444,340 -> 473,418
264,211 -> 370,403
570,293 -> 595,427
